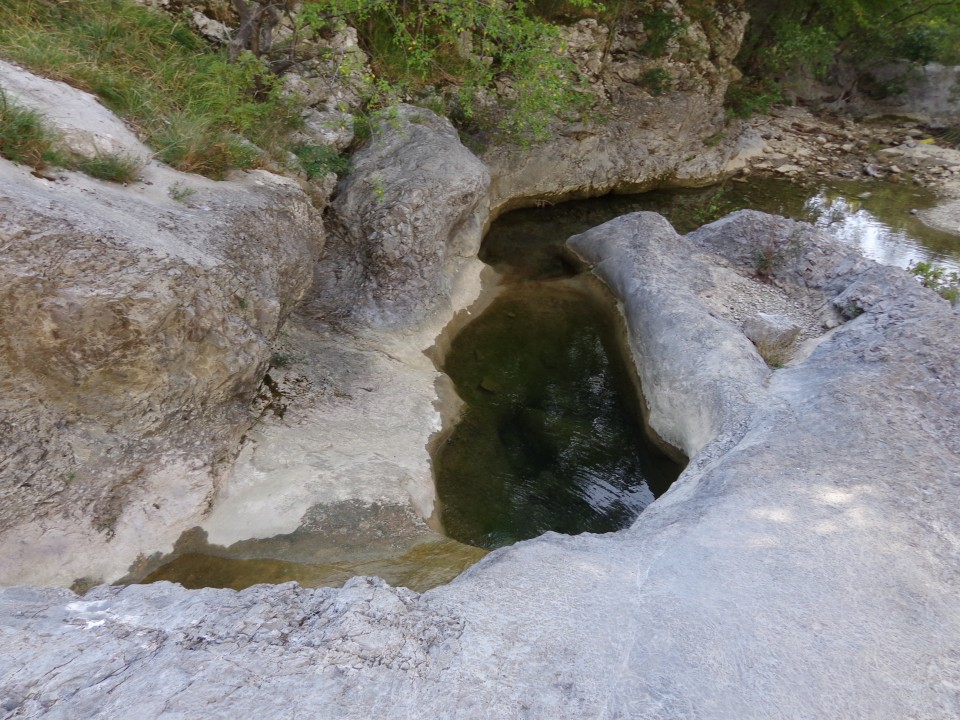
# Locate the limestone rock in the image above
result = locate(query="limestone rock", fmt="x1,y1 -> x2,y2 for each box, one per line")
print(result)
298,108 -> 355,153
742,312 -> 801,365
0,68 -> 326,586
0,60 -> 149,162
878,142 -> 960,169
481,2 -> 752,213
315,105 -> 490,328
742,312 -> 800,346
4,211 -> 960,718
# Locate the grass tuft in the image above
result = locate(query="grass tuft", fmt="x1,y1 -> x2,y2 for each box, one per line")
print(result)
292,144 -> 351,179
0,89 -> 60,169
74,153 -> 141,183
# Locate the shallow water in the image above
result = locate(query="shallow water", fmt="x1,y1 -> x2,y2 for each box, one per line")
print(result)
437,174 -> 959,551
142,537 -> 488,593
485,176 -> 960,274
434,278 -> 683,549
132,502 -> 487,593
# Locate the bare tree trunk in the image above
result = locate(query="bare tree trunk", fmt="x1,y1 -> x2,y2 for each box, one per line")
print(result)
230,0 -> 256,61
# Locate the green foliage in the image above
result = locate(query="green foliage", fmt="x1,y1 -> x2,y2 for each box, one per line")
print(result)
910,260 -> 960,306
292,144 -> 351,178
641,67 -> 671,96
757,20 -> 834,79
0,0 -> 301,178
737,0 -> 960,102
637,6 -> 685,58
168,181 -> 196,202
724,79 -> 783,118
690,188 -> 731,225
299,0 -> 601,145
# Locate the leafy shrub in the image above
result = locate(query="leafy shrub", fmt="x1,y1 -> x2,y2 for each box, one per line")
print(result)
641,67 -> 671,96
724,79 -> 783,118
293,144 -> 350,179
299,0 -> 601,145
737,0 -> 960,99
910,260 -> 960,306
637,6 -> 686,58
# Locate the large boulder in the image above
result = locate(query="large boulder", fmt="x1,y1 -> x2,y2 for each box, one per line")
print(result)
0,64 -> 325,586
315,105 -> 490,328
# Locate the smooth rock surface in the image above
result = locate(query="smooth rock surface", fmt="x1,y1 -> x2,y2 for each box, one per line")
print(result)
3,211 -> 958,718
197,107 -> 492,552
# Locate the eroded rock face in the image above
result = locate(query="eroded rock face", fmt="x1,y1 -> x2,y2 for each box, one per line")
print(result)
3,211 -> 959,718
0,66 -> 325,586
315,105 -> 490,329
484,1 -> 755,213
852,62 -> 960,124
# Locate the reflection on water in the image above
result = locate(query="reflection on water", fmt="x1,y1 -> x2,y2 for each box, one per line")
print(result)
485,177 -> 960,275
803,186 -> 960,273
435,279 -> 683,549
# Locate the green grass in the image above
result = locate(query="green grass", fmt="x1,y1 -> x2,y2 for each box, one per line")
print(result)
0,0 -> 303,178
1,88 -> 142,182
0,89 -> 62,168
74,153 -> 142,183
292,144 -> 351,179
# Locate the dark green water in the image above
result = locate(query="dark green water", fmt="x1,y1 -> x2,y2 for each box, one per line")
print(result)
435,173 -> 960,550
435,207 -> 686,548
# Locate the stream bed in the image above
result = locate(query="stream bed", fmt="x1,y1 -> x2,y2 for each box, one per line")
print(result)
134,175 -> 958,592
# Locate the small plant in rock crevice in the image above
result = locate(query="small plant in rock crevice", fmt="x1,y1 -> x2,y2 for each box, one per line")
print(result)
640,67 -> 671,97
910,260 -> 960,306
292,144 -> 350,179
74,153 -> 142,183
754,337 -> 795,368
168,181 -> 196,202
753,228 -> 806,282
